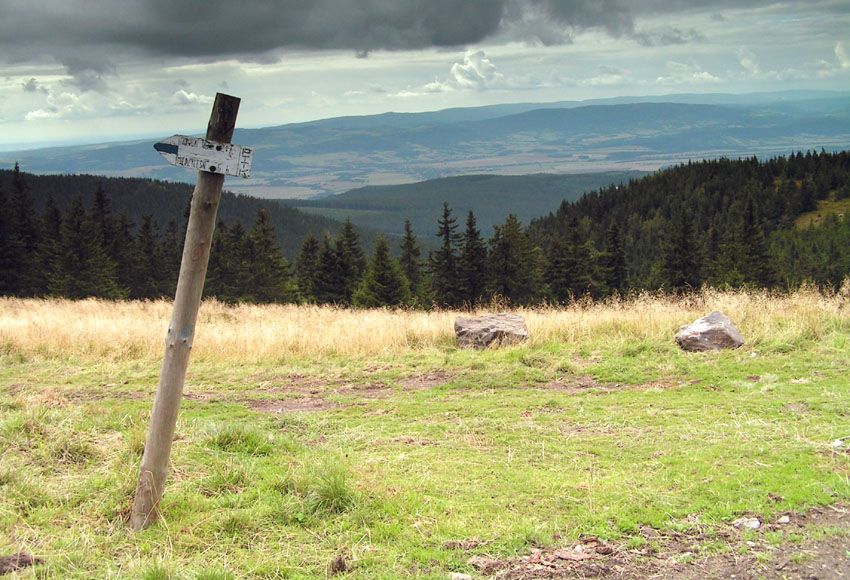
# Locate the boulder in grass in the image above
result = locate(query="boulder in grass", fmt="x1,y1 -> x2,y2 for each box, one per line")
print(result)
675,311 -> 744,352
455,314 -> 528,349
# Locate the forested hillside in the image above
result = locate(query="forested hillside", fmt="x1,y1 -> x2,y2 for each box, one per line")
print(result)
528,149 -> 850,293
0,169 -> 374,259
0,166 -> 386,303
2,151 -> 849,308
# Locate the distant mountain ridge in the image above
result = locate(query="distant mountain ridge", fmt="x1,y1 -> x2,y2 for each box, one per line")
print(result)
3,90 -> 849,201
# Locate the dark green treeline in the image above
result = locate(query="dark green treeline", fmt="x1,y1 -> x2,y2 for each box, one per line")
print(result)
2,150 -> 850,307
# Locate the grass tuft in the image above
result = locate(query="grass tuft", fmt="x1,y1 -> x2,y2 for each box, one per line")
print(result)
206,423 -> 274,456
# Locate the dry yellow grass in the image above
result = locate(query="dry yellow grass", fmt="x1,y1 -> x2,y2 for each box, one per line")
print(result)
1,287 -> 847,363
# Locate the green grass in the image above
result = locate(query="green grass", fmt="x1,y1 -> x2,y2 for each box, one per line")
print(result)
1,311 -> 849,578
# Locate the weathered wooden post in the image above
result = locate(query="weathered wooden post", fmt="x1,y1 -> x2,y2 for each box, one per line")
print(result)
130,93 -> 249,530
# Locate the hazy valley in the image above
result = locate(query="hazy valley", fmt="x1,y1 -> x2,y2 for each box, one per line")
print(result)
4,90 -> 849,202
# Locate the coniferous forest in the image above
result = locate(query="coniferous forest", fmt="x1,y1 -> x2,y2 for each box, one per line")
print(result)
2,149 -> 850,308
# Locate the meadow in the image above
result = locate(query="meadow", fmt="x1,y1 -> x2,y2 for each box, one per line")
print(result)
1,289 -> 849,579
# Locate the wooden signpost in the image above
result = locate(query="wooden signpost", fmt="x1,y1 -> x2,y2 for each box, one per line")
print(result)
154,135 -> 253,178
130,93 -> 250,531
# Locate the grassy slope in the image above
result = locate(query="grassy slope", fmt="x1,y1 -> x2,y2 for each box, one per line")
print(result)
1,292 -> 849,579
796,197 -> 850,228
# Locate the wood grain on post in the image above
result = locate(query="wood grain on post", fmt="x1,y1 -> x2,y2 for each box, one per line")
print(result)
130,93 -> 240,530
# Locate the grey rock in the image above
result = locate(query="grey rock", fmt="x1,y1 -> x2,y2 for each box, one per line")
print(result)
675,311 -> 744,352
732,517 -> 761,530
455,314 -> 528,349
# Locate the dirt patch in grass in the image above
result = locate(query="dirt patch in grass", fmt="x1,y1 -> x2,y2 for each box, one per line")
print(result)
182,391 -> 220,402
0,553 -> 42,575
462,504 -> 850,579
398,370 -> 454,391
253,374 -> 392,398
13,386 -> 149,408
334,382 -> 392,399
540,376 -> 614,394
256,373 -> 331,394
247,397 -> 339,414
390,436 -> 437,446
784,402 -> 810,415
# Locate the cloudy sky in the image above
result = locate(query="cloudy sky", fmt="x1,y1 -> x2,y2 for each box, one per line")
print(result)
1,0 -> 849,151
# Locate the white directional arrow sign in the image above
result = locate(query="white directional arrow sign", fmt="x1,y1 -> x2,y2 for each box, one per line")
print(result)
154,135 -> 253,178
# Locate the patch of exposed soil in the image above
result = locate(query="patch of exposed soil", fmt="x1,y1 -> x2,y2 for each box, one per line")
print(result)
389,436 -> 437,446
247,397 -> 339,414
398,370 -> 454,391
182,391 -> 218,402
255,373 -> 332,394
335,382 -> 392,399
13,386 -> 148,408
541,376 -> 614,394
461,504 -> 850,579
784,402 -> 810,415
0,553 -> 42,575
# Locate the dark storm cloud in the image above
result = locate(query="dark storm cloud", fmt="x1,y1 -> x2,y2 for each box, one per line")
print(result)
0,0 -> 790,84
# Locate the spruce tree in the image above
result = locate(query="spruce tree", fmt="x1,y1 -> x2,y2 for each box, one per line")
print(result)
659,208 -> 702,292
737,197 -> 778,288
111,213 -> 137,295
33,194 -> 63,295
336,219 -> 366,303
353,235 -> 411,308
50,195 -> 123,299
457,210 -> 488,306
313,235 -> 346,304
545,231 -> 571,303
90,183 -> 132,296
245,209 -> 295,303
162,220 -> 182,277
10,163 -> 37,252
545,214 -> 593,301
204,219 -> 230,301
132,215 -> 167,299
567,216 -> 595,298
9,163 -> 38,295
398,219 -> 429,307
600,220 -> 628,294
487,214 -> 543,306
225,221 -> 251,301
701,225 -> 723,286
428,202 -> 462,307
0,184 -> 25,296
295,233 -> 321,302
91,182 -> 114,249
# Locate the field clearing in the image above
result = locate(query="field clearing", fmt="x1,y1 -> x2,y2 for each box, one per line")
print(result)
1,290 -> 850,579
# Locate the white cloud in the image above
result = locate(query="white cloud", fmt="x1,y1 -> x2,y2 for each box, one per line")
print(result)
24,91 -> 91,121
737,47 -> 760,74
25,108 -> 61,120
173,89 -> 214,106
582,66 -> 628,86
402,50 -> 504,96
837,41 -> 850,69
656,61 -> 721,85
